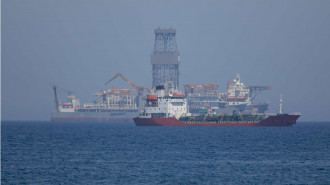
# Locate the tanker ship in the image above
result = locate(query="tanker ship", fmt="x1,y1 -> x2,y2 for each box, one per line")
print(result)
133,85 -> 300,127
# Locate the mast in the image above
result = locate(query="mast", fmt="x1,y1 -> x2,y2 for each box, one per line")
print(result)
53,86 -> 59,111
279,92 -> 283,114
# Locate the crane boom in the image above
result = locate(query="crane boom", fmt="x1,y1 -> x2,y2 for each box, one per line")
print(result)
105,73 -> 145,92
53,86 -> 59,111
105,73 -> 120,86
248,85 -> 271,101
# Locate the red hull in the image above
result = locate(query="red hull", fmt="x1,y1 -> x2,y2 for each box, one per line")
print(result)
134,114 -> 300,127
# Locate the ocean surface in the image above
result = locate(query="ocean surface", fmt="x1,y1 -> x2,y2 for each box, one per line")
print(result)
1,121 -> 330,184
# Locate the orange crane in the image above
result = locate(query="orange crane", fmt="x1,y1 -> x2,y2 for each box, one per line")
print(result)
105,73 -> 151,93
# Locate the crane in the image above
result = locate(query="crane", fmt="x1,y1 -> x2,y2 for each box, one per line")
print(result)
248,85 -> 271,101
53,86 -> 59,111
105,73 -> 151,93
105,73 -> 153,109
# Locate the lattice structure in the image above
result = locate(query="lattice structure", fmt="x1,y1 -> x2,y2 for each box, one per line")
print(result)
151,27 -> 180,89
94,89 -> 137,109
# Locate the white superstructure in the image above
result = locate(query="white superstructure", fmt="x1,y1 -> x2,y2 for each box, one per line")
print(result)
139,85 -> 189,119
59,95 -> 80,113
226,73 -> 251,106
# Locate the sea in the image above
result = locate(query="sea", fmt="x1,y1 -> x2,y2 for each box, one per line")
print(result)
1,121 -> 330,184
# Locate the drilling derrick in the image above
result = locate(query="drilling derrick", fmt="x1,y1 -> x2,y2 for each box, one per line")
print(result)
151,27 -> 180,90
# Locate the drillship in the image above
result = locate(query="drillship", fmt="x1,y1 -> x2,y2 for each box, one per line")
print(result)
133,85 -> 300,127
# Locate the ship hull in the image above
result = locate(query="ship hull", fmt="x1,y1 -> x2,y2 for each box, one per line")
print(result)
134,114 -> 300,127
51,111 -> 136,123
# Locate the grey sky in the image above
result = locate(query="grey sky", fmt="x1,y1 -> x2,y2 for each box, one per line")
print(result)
2,0 -> 330,121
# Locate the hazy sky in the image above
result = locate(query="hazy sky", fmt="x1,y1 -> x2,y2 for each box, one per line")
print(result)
2,0 -> 330,121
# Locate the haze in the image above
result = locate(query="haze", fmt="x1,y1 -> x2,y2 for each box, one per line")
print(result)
2,0 -> 330,121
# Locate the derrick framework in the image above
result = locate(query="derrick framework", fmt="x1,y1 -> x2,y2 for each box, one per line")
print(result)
151,27 -> 180,90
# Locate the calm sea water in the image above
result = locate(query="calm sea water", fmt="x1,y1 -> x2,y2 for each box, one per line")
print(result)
1,121 -> 330,184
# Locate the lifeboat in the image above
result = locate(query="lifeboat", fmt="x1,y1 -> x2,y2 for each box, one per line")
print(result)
147,95 -> 158,101
172,94 -> 185,97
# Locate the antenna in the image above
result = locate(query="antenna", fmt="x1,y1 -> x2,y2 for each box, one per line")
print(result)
279,92 -> 283,114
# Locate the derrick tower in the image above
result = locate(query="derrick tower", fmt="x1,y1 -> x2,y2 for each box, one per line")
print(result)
151,27 -> 180,90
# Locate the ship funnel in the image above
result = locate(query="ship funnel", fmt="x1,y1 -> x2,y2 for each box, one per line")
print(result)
156,85 -> 165,97
156,85 -> 164,90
